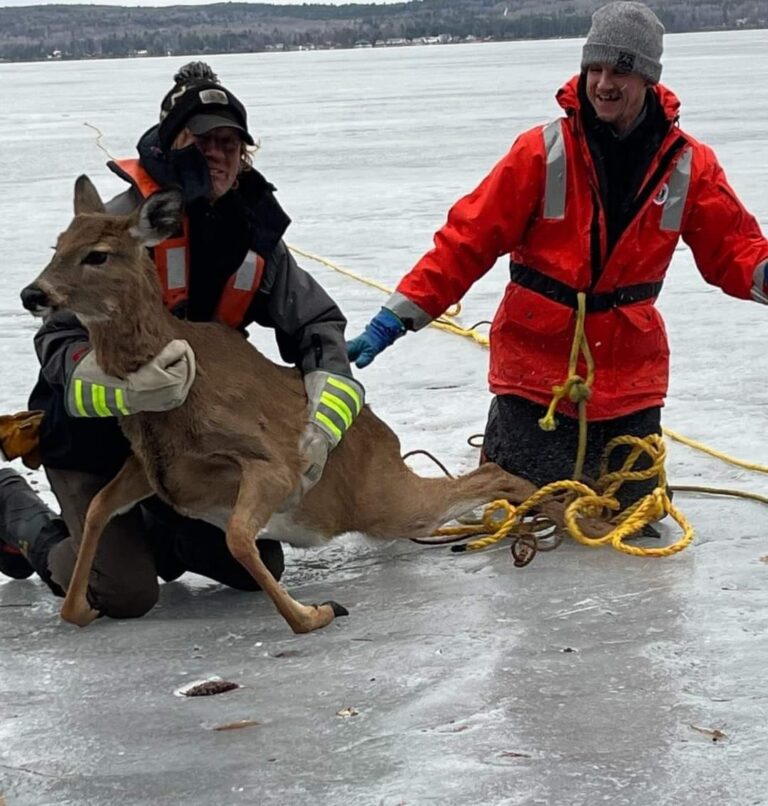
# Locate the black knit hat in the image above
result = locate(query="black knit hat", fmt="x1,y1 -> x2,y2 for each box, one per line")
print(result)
158,62 -> 254,151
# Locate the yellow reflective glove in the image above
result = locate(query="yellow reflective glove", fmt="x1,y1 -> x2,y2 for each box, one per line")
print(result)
65,339 -> 196,418
299,371 -> 365,494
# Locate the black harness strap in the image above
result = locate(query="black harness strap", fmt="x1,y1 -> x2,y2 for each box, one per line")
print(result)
509,262 -> 662,313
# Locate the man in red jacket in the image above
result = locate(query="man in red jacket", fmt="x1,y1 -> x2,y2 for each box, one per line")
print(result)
348,1 -> 768,510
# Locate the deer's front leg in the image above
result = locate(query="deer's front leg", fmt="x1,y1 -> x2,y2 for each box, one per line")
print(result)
227,458 -> 347,634
60,456 -> 153,627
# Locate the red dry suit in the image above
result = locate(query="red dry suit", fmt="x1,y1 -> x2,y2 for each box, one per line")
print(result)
390,76 -> 768,420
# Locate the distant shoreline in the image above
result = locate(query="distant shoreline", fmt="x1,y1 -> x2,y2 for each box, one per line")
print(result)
4,34 -> 530,65
1,0 -> 766,64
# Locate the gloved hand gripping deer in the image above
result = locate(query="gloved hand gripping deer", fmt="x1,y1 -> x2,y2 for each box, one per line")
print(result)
67,341 -> 361,498
20,179 -> 599,635
65,340 -> 196,417
299,371 -> 364,495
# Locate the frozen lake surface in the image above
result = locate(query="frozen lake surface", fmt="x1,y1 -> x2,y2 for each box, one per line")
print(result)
1,31 -> 767,805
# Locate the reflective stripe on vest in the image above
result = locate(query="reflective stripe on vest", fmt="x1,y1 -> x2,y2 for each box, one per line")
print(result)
165,247 -> 186,290
153,225 -> 190,315
660,148 -> 692,232
540,124 -> 692,234
218,249 -> 266,328
110,157 -> 265,328
542,120 -> 566,220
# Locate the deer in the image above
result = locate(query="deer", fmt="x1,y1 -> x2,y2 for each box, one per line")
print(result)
20,176 -> 604,634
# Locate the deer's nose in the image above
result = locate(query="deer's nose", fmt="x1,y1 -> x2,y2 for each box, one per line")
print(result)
20,284 -> 49,313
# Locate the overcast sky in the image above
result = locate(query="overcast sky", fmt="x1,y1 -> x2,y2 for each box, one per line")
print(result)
0,0 -> 403,6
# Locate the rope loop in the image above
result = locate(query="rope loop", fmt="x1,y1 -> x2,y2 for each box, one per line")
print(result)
288,244 -> 768,564
436,434 -> 694,560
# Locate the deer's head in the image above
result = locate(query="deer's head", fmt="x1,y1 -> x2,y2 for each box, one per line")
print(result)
21,175 -> 183,326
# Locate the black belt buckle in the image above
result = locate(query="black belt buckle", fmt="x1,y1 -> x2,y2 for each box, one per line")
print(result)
613,288 -> 634,306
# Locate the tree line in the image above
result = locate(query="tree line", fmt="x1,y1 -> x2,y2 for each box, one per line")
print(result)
0,0 -> 765,62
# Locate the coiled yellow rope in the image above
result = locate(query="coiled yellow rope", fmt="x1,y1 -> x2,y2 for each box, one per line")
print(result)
444,296 -> 693,557
435,434 -> 694,558
292,246 -> 763,560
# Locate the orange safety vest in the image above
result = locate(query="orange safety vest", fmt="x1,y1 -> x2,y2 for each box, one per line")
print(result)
110,158 -> 265,329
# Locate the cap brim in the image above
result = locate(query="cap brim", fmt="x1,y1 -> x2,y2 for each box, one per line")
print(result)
187,114 -> 254,145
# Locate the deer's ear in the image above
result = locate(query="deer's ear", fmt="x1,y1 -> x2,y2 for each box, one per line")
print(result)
74,175 -> 105,215
130,189 -> 184,247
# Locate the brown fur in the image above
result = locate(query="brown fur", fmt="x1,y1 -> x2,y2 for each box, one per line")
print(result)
23,176 -> 594,634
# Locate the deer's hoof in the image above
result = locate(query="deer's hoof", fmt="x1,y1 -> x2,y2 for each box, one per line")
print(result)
60,600 -> 99,627
321,600 -> 349,618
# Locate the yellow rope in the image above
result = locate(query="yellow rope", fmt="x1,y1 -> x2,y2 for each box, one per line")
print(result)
288,245 -> 468,332
671,484 -> 768,504
292,245 -> 767,559
289,245 -> 394,295
435,499 -> 517,545
434,296 -> 690,558
537,291 -> 595,480
439,434 -> 694,558
430,318 -> 489,347
663,428 -> 768,474
567,434 -> 694,557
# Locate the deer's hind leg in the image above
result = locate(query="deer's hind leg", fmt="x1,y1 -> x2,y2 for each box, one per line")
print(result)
469,462 -> 614,538
367,461 -> 612,541
60,455 -> 153,627
420,462 -> 613,539
227,458 -> 347,634
362,462 -> 540,540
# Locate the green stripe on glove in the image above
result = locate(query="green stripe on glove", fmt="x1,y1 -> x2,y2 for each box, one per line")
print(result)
65,340 -> 196,418
298,371 -> 365,495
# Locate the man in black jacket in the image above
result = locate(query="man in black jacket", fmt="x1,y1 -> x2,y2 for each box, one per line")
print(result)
0,62 -> 363,618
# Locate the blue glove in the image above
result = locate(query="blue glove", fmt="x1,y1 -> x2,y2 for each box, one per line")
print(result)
347,308 -> 406,369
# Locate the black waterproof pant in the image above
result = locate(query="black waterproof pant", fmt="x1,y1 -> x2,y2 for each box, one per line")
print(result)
481,394 -> 663,512
46,467 -> 284,619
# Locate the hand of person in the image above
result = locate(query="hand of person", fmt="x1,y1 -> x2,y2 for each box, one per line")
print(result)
346,308 -> 406,369
297,422 -> 332,496
65,339 -> 196,418
298,371 -> 365,495
0,410 -> 44,469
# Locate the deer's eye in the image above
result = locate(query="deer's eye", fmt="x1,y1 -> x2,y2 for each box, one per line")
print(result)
82,250 -> 109,266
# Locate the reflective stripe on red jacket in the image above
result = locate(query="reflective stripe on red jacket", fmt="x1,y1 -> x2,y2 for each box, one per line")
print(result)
110,158 -> 265,329
395,76 -> 768,420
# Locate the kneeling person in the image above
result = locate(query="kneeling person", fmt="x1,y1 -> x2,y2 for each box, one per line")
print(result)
1,62 -> 363,617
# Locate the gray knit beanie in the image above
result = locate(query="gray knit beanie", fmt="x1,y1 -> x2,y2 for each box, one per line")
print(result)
581,1 -> 664,84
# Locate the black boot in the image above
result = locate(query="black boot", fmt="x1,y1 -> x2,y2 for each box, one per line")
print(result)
0,469 -> 34,579
0,468 -> 68,593
0,542 -> 34,580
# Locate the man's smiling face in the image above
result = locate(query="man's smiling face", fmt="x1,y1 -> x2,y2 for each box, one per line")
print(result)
585,63 -> 649,134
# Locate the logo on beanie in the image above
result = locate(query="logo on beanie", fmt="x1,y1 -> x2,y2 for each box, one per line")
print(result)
616,51 -> 636,72
199,89 -> 229,105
